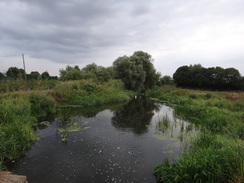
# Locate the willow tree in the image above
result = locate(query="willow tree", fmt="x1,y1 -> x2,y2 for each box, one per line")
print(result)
113,51 -> 158,93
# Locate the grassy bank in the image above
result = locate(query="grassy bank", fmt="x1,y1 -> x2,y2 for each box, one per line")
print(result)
148,86 -> 244,183
0,79 -> 134,171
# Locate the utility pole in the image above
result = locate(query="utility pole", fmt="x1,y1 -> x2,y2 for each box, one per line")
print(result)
22,54 -> 27,81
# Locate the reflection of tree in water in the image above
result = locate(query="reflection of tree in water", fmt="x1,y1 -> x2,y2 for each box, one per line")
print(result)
111,97 -> 160,135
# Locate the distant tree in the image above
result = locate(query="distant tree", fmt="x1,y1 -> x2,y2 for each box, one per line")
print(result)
59,65 -> 83,81
0,72 -> 6,80
27,71 -> 41,80
160,75 -> 174,85
173,65 -> 243,90
113,51 -> 157,93
81,63 -> 111,82
6,67 -> 25,80
41,71 -> 50,80
173,65 -> 190,87
223,68 -> 242,90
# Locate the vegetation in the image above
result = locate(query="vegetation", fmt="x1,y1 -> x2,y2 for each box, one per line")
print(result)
59,63 -> 113,82
173,64 -> 244,90
0,79 -> 134,171
1,51 -> 243,181
113,51 -> 159,93
0,93 -> 55,165
0,67 -> 57,81
148,86 -> 244,183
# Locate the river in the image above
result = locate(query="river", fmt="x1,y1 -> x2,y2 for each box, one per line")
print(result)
9,98 -> 196,183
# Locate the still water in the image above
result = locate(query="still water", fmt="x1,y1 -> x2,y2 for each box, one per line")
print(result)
11,98 -> 196,183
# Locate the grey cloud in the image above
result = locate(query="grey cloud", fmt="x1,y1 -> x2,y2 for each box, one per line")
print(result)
1,0 -> 244,75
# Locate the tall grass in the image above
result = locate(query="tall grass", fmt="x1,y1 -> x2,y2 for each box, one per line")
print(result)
149,86 -> 244,183
154,134 -> 244,183
0,92 -> 56,170
50,79 -> 134,106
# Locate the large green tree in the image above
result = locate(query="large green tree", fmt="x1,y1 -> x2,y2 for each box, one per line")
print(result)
113,51 -> 157,93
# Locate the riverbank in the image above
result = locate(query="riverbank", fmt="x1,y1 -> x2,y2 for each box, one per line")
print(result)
148,86 -> 244,183
0,79 -> 134,171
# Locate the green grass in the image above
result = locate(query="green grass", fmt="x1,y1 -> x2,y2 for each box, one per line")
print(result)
149,86 -> 244,183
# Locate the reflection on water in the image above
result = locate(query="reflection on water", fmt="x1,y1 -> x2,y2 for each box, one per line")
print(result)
112,97 -> 160,134
10,98 -> 197,183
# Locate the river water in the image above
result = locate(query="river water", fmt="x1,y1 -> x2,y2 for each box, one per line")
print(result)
10,98 -> 196,183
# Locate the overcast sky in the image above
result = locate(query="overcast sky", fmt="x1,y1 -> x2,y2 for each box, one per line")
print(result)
1,0 -> 244,77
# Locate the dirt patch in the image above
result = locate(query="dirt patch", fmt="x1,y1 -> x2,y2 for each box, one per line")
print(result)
0,172 -> 27,183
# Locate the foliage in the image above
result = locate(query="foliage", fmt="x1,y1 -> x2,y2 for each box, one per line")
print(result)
6,67 -> 25,80
113,51 -> 158,93
0,92 -> 57,170
154,134 -> 244,183
0,97 -> 35,125
41,71 -> 50,80
0,80 -> 60,93
0,123 -> 35,161
81,63 -> 112,82
27,71 -> 41,80
173,64 -> 243,90
159,75 -> 174,86
149,86 -> 244,182
0,72 -> 6,80
51,79 -> 134,105
59,65 -> 83,81
29,92 -> 56,120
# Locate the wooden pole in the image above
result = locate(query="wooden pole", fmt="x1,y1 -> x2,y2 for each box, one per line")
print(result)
22,54 -> 27,81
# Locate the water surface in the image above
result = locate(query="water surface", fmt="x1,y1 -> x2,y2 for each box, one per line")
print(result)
11,98 -> 195,183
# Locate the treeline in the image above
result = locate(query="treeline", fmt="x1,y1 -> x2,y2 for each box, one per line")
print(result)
1,53 -> 243,92
173,64 -> 244,90
0,67 -> 57,81
60,51 -> 160,93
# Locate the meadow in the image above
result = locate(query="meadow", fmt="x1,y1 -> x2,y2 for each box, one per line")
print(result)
148,86 -> 244,183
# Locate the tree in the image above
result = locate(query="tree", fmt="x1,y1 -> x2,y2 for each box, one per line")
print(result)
223,68 -> 242,90
160,75 -> 174,85
41,71 -> 50,80
113,51 -> 157,93
27,71 -> 41,80
173,65 -> 190,87
81,63 -> 112,82
173,65 -> 243,90
59,65 -> 83,81
6,67 -> 25,80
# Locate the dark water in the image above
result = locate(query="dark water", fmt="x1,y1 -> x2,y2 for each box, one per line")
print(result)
10,98 -> 196,183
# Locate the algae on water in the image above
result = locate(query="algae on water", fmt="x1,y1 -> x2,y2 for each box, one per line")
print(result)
57,121 -> 90,142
